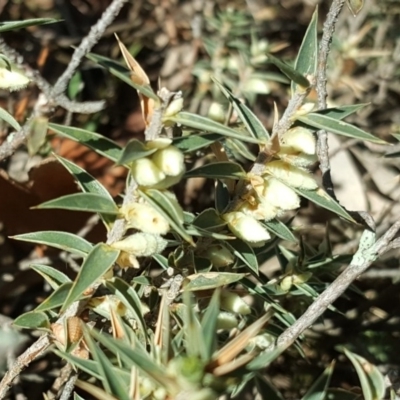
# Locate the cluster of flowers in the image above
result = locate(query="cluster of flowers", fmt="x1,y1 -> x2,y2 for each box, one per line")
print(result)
111,138 -> 185,267
223,126 -> 318,245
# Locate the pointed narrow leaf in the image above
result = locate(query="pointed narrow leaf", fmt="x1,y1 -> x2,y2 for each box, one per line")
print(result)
12,231 -> 93,256
86,52 -> 158,101
0,107 -> 21,130
344,348 -> 385,400
36,282 -> 74,311
293,187 -> 355,222
117,139 -> 158,164
83,327 -> 130,400
0,18 -> 57,32
267,55 -> 310,88
90,329 -> 179,392
105,277 -> 147,338
55,156 -> 113,202
48,123 -> 122,162
185,161 -> 246,180
55,155 -> 115,225
13,311 -> 50,330
36,193 -> 119,215
255,374 -> 284,400
302,362 -> 335,400
224,239 -> 259,275
139,188 -> 193,244
182,272 -> 246,291
168,112 -> 262,144
201,289 -> 220,360
30,264 -> 71,290
292,8 -> 318,95
62,244 -> 120,311
173,133 -> 223,152
314,104 -> 368,120
54,350 -> 101,380
297,113 -> 385,144
213,79 -> 270,140
263,220 -> 298,243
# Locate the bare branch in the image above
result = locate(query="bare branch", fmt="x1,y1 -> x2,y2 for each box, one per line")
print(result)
51,0 -> 129,97
0,335 -> 51,399
271,220 -> 400,353
0,38 -> 105,114
316,0 -> 346,196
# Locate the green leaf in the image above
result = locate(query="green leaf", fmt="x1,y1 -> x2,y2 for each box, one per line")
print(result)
302,362 -> 335,400
213,79 -> 270,140
30,264 -> 71,290
192,208 -> 226,230
263,219 -> 298,243
54,350 -> 102,380
293,187 -> 355,223
344,348 -> 386,400
291,8 -> 318,95
105,277 -> 147,338
168,112 -> 262,144
117,139 -> 158,164
62,244 -> 120,311
35,193 -> 119,215
267,55 -> 310,88
173,133 -> 223,153
48,123 -> 122,162
183,272 -> 246,291
12,231 -> 93,256
86,52 -> 158,101
83,326 -> 130,400
54,155 -> 115,226
0,18 -> 58,32
36,282 -> 74,311
139,188 -> 193,245
90,328 -> 178,392
247,347 -> 283,371
255,374 -> 284,400
224,239 -> 259,275
201,289 -> 220,360
296,113 -> 385,144
0,107 -> 21,130
215,181 -> 230,214
314,104 -> 368,120
183,291 -> 207,360
185,161 -> 246,180
13,311 -> 50,330
325,389 -> 361,399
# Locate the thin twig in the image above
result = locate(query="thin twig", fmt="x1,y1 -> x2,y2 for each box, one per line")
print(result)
316,0 -> 346,196
272,221 -> 400,352
0,38 -> 104,114
59,373 -> 78,400
51,0 -> 129,97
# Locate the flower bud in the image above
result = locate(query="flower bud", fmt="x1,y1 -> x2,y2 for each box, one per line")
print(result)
265,160 -> 318,189
163,95 -> 184,118
239,198 -> 279,222
293,102 -> 315,116
121,202 -> 169,235
208,102 -> 226,123
146,138 -> 172,149
278,149 -> 318,167
281,127 -> 316,155
204,244 -> 235,267
111,233 -> 167,257
130,158 -> 165,187
0,66 -> 30,91
216,311 -> 239,330
261,177 -> 300,211
223,211 -> 271,242
151,145 -> 185,177
220,290 -> 251,315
